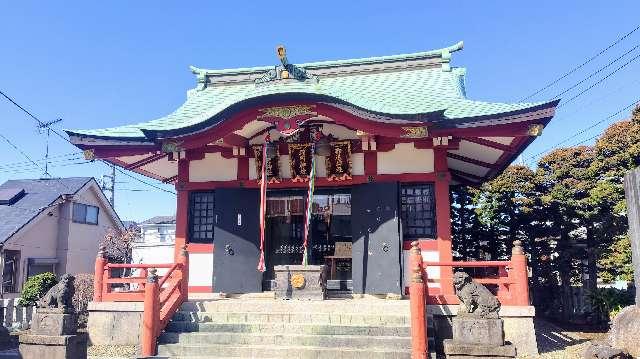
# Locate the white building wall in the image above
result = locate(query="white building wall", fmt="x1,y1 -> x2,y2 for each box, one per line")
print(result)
378,143 -> 434,174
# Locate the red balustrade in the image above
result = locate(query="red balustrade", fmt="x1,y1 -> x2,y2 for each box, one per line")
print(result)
408,240 -> 530,358
93,245 -> 189,357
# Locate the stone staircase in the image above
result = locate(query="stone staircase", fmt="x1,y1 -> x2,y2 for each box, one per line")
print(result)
156,298 -> 431,359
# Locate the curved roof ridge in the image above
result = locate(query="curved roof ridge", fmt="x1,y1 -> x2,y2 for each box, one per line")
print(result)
190,41 -> 464,77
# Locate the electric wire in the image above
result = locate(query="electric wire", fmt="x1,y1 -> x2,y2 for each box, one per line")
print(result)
550,44 -> 640,101
525,99 -> 640,164
519,23 -> 640,101
0,88 -> 175,195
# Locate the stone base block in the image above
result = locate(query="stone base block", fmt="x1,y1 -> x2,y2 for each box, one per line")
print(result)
451,316 -> 504,346
274,265 -> 326,300
31,309 -> 77,335
444,339 -> 516,359
87,301 -> 143,346
430,305 -> 538,357
19,333 -> 87,359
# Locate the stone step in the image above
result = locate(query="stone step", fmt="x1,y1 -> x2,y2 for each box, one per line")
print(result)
181,299 -> 410,315
159,332 -> 410,349
165,322 -> 411,337
171,311 -> 409,326
157,343 -> 411,359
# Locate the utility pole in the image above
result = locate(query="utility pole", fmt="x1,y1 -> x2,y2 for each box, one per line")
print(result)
37,118 -> 62,177
101,164 -> 116,206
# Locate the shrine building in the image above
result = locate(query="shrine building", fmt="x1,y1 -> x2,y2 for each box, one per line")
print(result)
67,42 -> 558,297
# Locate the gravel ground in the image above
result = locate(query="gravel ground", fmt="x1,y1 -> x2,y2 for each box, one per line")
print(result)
525,318 -> 608,359
88,344 -> 139,359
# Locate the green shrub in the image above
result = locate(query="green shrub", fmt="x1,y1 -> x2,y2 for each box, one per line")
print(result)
18,272 -> 58,306
589,287 -> 634,322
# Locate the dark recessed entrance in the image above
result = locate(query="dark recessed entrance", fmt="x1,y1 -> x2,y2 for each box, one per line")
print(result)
263,189 -> 353,291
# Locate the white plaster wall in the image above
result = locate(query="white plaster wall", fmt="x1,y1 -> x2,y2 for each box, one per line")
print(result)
140,158 -> 179,179
189,153 -> 238,182
403,249 -> 440,289
378,143 -> 434,174
351,153 -> 364,175
279,155 -> 292,179
447,157 -> 490,177
188,253 -> 213,287
450,140 -> 504,163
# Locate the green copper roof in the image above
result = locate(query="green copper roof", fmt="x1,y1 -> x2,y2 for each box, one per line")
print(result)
67,42 -> 552,139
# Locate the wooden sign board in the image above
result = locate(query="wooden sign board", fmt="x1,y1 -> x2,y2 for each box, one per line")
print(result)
334,242 -> 352,257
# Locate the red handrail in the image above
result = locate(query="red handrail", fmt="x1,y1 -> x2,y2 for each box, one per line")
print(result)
408,240 -> 530,358
93,245 -> 190,357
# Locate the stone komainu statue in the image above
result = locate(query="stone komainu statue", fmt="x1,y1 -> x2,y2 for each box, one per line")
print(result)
37,274 -> 75,312
453,271 -> 501,319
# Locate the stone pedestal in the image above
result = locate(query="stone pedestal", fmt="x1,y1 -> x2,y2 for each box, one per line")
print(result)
19,333 -> 87,359
273,265 -> 326,300
444,316 -> 515,359
19,308 -> 87,359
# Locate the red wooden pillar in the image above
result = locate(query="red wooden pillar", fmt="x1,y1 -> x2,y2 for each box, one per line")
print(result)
434,147 -> 453,296
93,245 -> 106,302
141,268 -> 160,357
174,159 -> 190,262
510,240 -> 530,306
409,241 -> 428,359
178,245 -> 189,301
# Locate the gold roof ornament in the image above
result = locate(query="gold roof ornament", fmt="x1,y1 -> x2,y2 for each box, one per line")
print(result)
527,124 -> 544,137
83,149 -> 95,161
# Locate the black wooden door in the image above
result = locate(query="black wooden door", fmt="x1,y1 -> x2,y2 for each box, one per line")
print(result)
351,182 -> 402,294
213,188 -> 262,293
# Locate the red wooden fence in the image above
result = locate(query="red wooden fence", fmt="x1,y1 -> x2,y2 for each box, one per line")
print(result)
408,240 -> 530,358
93,245 -> 189,357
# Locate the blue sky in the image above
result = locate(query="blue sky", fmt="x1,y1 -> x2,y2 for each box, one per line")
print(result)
1,1 -> 639,221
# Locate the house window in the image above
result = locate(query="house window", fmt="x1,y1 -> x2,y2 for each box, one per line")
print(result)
72,203 -> 99,225
2,250 -> 19,293
400,184 -> 436,239
189,191 -> 215,243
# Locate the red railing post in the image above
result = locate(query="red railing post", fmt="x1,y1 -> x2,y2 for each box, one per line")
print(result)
141,268 -> 160,357
409,241 -> 428,359
178,245 -> 189,301
140,268 -> 148,291
93,245 -> 107,302
510,240 -> 529,306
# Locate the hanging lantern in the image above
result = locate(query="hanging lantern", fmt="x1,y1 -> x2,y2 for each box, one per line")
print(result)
265,141 -> 278,160
314,136 -> 331,157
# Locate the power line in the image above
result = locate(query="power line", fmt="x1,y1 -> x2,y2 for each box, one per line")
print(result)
525,99 -> 639,164
549,44 -> 640,101
557,52 -> 640,109
519,23 -> 640,101
113,166 -> 176,195
1,88 -> 175,195
0,133 -> 45,172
